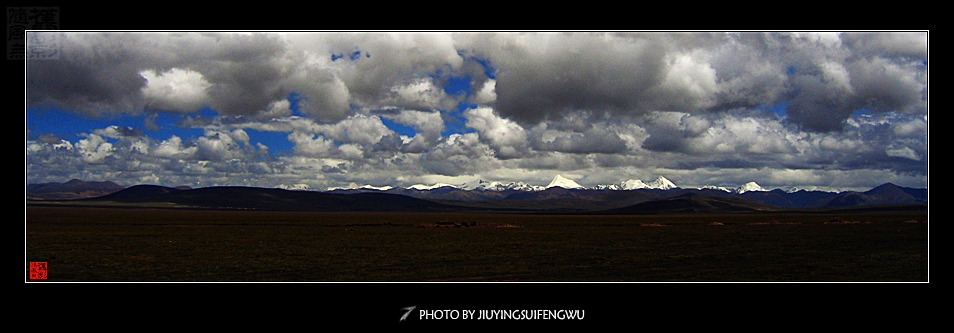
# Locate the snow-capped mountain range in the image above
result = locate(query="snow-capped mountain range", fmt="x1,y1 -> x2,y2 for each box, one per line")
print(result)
460,179 -> 545,191
324,184 -> 394,191
594,176 -> 678,191
326,174 -> 771,193
28,179 -> 928,211
406,183 -> 456,191
700,181 -> 767,194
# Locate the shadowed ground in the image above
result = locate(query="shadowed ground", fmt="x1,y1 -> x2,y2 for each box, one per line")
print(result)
25,206 -> 928,282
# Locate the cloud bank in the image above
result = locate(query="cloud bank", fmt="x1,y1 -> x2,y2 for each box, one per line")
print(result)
26,31 -> 928,191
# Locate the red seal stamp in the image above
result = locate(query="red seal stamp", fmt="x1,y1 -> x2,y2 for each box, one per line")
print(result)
29,262 -> 48,280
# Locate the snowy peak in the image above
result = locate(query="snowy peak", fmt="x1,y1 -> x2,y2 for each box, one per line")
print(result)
546,174 -> 584,189
407,183 -> 458,191
619,179 -> 649,190
647,176 -> 678,190
735,182 -> 766,194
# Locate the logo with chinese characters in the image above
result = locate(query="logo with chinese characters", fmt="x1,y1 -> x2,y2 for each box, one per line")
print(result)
29,262 -> 48,280
7,7 -> 60,60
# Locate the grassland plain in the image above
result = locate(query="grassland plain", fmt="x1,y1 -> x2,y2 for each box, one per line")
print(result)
25,205 -> 927,282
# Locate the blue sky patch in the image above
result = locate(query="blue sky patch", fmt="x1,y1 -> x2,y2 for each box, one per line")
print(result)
851,107 -> 874,116
767,101 -> 788,117
443,102 -> 478,136
380,117 -> 417,137
445,75 -> 471,96
245,128 -> 292,153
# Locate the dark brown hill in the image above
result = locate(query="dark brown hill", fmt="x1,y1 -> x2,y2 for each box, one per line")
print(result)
597,193 -> 780,214
84,186 -> 455,212
89,184 -> 183,202
824,183 -> 925,207
863,183 -> 923,203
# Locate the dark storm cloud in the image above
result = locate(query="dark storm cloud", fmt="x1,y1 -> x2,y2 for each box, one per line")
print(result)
847,57 -> 925,113
590,153 -> 634,168
462,32 -> 926,133
771,32 -> 925,132
27,32 -> 290,117
841,32 -> 927,60
321,164 -> 346,173
638,112 -> 700,153
785,74 -> 857,132
671,158 -> 765,170
515,152 -> 590,171
529,124 -> 629,154
27,33 -> 148,116
27,32 -> 926,134
372,133 -> 406,153
481,33 -> 671,124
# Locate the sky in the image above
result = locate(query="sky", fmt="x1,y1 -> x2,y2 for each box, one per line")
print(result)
24,31 -> 928,192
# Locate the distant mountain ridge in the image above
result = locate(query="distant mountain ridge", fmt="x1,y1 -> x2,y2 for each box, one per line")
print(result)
26,179 -> 124,200
331,175 -> 786,194
28,178 -> 926,213
595,176 -> 678,190
322,180 -> 926,210
79,185 -> 455,212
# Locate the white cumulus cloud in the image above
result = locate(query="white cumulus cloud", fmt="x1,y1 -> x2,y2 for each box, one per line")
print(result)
140,68 -> 212,113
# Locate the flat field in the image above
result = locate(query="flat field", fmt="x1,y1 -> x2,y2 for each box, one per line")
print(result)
25,205 -> 928,281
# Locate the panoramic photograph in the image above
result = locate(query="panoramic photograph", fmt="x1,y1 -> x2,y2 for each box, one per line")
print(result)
25,31 -> 928,282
